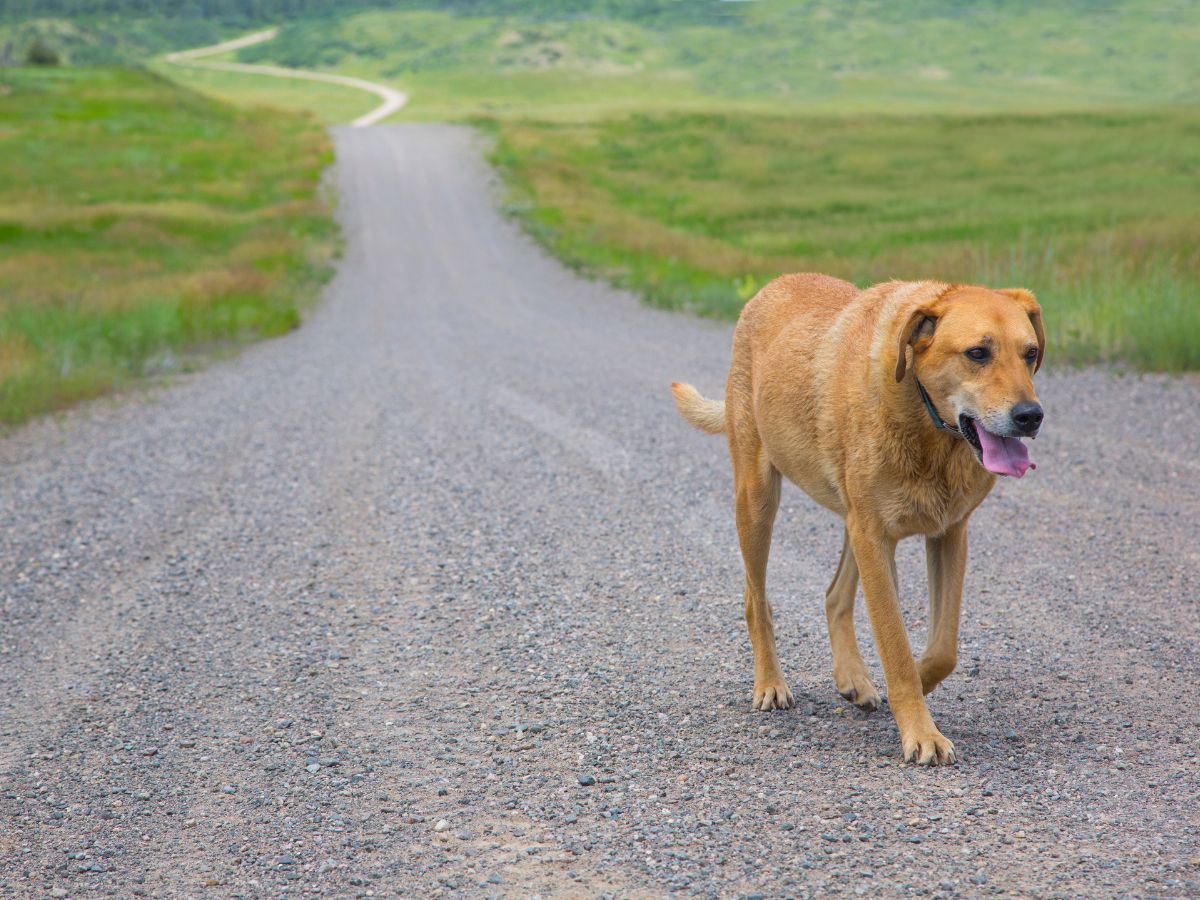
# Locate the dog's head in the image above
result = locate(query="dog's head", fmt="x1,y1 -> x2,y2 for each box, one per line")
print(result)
895,285 -> 1045,478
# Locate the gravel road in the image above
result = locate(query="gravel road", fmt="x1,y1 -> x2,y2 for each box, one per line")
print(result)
166,29 -> 407,127
1,125 -> 1197,898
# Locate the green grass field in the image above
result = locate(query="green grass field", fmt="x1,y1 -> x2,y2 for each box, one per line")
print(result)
0,67 -> 336,425
488,110 -> 1200,370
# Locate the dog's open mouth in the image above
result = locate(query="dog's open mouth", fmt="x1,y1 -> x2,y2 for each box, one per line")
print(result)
958,415 -> 1036,478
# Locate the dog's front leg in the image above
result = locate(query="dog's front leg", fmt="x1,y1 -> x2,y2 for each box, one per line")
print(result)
847,516 -> 956,765
919,518 -> 968,695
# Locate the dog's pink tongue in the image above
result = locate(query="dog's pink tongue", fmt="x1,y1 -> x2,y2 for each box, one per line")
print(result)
976,427 -> 1034,478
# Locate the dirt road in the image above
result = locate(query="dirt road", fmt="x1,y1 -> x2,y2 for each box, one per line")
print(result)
1,126 -> 1197,898
166,29 -> 407,127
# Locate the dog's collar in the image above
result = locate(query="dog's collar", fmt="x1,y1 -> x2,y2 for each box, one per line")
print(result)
914,377 -> 962,437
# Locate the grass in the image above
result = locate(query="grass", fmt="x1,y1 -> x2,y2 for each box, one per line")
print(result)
225,3 -> 1200,121
487,110 -> 1200,370
0,66 -> 337,425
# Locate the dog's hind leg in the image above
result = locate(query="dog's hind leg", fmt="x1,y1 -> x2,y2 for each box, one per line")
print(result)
733,444 -> 793,711
825,529 -> 882,712
919,518 -> 968,695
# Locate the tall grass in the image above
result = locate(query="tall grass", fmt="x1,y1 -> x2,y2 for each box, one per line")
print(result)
0,67 -> 336,425
487,110 -> 1200,370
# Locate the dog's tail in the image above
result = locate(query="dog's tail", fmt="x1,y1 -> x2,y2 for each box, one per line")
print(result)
670,382 -> 726,435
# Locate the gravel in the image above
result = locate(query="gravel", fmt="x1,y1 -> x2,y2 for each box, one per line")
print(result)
0,124 -> 1197,897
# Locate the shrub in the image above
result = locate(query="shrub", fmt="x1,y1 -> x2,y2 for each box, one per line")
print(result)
26,39 -> 60,67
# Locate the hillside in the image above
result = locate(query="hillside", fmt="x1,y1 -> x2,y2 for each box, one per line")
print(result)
229,1 -> 1200,118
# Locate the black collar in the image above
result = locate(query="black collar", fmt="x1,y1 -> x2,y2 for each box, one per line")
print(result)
914,377 -> 962,437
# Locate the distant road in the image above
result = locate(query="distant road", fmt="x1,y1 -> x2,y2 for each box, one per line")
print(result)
0,125 -> 1196,895
165,28 -> 407,126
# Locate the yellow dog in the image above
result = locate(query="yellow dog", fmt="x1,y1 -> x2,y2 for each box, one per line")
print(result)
672,274 -> 1045,765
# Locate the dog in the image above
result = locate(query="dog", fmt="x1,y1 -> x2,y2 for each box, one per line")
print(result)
671,274 -> 1044,765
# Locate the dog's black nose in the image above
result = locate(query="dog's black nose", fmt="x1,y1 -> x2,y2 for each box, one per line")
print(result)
1011,401 -> 1043,435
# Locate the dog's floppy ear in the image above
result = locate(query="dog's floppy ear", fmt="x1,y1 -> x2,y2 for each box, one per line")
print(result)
894,310 -> 937,382
998,288 -> 1045,373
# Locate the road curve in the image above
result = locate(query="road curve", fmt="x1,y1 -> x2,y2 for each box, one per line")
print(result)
165,28 -> 407,127
1,126 -> 1197,897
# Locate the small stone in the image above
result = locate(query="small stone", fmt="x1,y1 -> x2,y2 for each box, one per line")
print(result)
318,756 -> 340,767
455,830 -> 473,841
1005,730 -> 1020,742
179,739 -> 196,748
221,785 -> 236,795
141,747 -> 158,757
486,874 -> 503,884
132,790 -> 151,801
434,819 -> 449,833
50,890 -> 68,898
305,764 -> 321,774
577,775 -> 596,786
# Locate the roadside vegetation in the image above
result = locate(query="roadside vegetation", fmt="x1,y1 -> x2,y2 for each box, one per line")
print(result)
489,110 -> 1200,370
0,67 -> 336,425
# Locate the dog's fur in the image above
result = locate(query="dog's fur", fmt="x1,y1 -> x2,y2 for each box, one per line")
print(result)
672,273 -> 1044,765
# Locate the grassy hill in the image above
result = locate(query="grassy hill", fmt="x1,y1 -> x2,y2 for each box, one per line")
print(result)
0,16 -> 224,66
219,1 -> 1200,120
0,67 -> 336,425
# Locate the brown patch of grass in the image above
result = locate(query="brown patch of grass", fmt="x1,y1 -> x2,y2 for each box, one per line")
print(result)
0,334 -> 36,381
180,267 -> 275,310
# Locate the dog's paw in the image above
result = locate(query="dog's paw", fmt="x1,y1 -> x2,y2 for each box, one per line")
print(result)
832,663 -> 882,713
900,725 -> 956,766
752,678 -> 795,711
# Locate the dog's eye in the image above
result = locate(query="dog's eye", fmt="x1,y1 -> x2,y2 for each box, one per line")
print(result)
1024,347 -> 1039,363
964,347 -> 990,362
